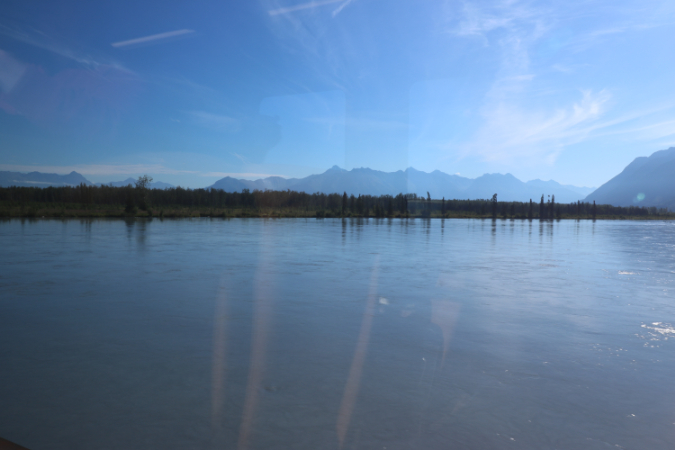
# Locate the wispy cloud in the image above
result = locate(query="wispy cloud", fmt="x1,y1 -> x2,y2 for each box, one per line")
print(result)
456,92 -> 675,165
578,113 -> 675,141
0,24 -> 126,69
188,111 -> 240,132
332,0 -> 355,17
230,152 -> 250,164
446,0 -> 675,166
457,90 -> 613,163
111,29 -> 195,48
268,0 -> 344,16
452,0 -> 548,45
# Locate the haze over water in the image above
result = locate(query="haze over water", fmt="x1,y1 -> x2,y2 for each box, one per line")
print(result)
1,218 -> 675,449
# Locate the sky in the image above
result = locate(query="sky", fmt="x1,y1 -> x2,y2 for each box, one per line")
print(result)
1,0 -> 675,188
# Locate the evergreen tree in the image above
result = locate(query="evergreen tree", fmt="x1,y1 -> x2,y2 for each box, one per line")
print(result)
442,197 -> 446,216
539,195 -> 545,219
528,199 -> 533,220
342,192 -> 347,216
491,193 -> 498,219
387,198 -> 393,216
592,200 -> 597,220
125,188 -> 136,214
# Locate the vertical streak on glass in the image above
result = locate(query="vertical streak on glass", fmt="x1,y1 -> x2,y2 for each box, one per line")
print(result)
211,280 -> 229,427
336,255 -> 379,449
430,300 -> 460,368
237,226 -> 275,450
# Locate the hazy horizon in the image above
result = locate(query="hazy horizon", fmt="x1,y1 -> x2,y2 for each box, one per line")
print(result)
1,164 -> 599,190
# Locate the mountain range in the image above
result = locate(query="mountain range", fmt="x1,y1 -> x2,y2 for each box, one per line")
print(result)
0,172 -> 173,190
3,146 -> 675,208
584,147 -> 675,210
210,167 -> 595,203
0,171 -> 91,188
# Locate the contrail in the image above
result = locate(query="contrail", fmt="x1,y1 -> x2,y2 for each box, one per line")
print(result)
268,0 -> 343,16
111,29 -> 194,48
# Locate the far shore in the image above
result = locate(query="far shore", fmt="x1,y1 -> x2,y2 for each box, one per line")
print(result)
2,205 -> 673,221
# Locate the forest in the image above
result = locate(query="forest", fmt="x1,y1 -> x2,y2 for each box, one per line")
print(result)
0,182 -> 672,220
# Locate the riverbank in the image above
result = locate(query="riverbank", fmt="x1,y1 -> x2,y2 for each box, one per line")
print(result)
2,203 -> 673,220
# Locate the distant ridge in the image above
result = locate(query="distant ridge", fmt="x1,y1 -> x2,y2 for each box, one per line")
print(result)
585,147 -> 675,210
210,166 -> 595,203
97,177 -> 174,189
0,168 -> 600,203
0,171 -> 92,188
0,171 -> 173,189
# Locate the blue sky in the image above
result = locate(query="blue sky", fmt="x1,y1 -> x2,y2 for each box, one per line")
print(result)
1,0 -> 675,188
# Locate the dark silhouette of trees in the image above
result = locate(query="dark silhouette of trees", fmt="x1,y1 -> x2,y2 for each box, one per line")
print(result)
420,191 -> 432,218
539,195 -> 545,219
125,188 -> 136,214
491,193 -> 498,219
135,175 -> 152,190
1,184 -> 667,219
135,175 -> 153,211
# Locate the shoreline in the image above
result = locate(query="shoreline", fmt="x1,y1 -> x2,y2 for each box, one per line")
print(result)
2,209 -> 673,221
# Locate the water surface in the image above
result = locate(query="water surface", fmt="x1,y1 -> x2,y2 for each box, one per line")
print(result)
1,218 -> 674,449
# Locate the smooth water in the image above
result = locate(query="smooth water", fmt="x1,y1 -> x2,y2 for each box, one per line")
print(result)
1,218 -> 675,449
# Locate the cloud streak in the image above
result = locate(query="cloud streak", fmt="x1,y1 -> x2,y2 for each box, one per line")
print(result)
457,90 -> 613,163
268,0 -> 343,16
445,0 -> 675,167
187,111 -> 240,132
0,24 -> 126,69
332,0 -> 355,17
111,29 -> 195,48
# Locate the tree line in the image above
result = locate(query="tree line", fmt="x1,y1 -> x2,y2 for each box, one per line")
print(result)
0,181 -> 670,219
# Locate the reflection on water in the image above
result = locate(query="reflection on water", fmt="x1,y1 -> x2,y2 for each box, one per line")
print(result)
1,218 -> 675,449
